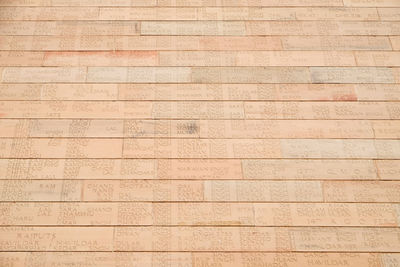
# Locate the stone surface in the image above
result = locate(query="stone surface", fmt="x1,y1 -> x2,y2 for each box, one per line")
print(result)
0,0 -> 399,265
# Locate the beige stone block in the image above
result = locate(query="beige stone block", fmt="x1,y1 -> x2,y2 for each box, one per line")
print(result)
152,203 -> 254,226
0,84 -> 119,100
291,227 -> 400,252
0,119 -> 124,137
0,252 -> 191,267
141,21 -> 246,35
199,120 -> 374,138
242,159 -> 377,180
0,180 -> 81,201
280,139 -> 377,159
344,0 -> 400,7
0,21 -> 140,35
118,84 -> 359,101
191,67 -> 310,83
99,7 -> 197,20
192,252 -> 383,267
156,159 -> 243,179
0,227 -> 113,251
82,180 -> 204,201
0,203 -> 153,226
42,51 -> 158,66
376,160 -> 400,180
157,0 -> 343,6
87,67 -> 192,83
244,102 -> 394,119
0,159 -> 156,180
204,181 -> 323,201
159,51 -> 355,66
282,36 -> 392,50
355,52 -> 400,66
324,181 -> 400,202
375,140 -> 400,159
372,121 -> 400,139
123,139 -> 281,158
310,67 -> 395,83
246,21 -> 400,35
254,203 -> 398,226
0,7 -> 99,20
114,227 -> 289,251
0,139 -> 122,158
356,84 -> 400,101
1,67 -> 86,83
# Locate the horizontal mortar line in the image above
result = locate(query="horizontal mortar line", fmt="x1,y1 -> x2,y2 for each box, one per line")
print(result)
2,65 -> 400,68
2,201 -> 398,204
2,82 -> 399,85
0,137 -> 395,140
1,251 -> 400,253
0,19 -> 394,22
0,178 -> 387,181
0,118 -> 397,120
0,118 -> 397,121
1,157 -> 399,160
2,66 -> 399,68
0,6 -> 384,9
0,50 -> 397,52
0,99 -> 400,103
0,251 -> 396,254
1,158 -> 394,161
0,225 -> 398,228
0,118 -> 398,121
0,6 -> 352,7
1,35 -> 399,37
1,201 -> 400,204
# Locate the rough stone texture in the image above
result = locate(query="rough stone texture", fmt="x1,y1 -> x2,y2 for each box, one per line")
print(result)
0,1 -> 399,266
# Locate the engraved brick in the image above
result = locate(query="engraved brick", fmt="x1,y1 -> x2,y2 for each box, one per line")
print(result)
324,181 -> 400,202
355,52 -> 400,66
0,36 -> 283,51
114,227 -> 285,251
83,180 -> 204,201
0,139 -> 122,158
204,181 -> 323,201
123,139 -> 281,158
344,0 -> 400,7
245,102 -> 396,119
192,252 -> 382,267
281,139 -> 377,159
0,21 -> 140,36
0,119 -> 124,138
0,227 -> 113,251
2,67 -> 86,83
291,227 -> 400,252
43,51 -> 158,67
242,159 -> 377,180
246,21 -> 400,35
372,121 -> 400,139
0,7 -> 99,20
376,160 -> 400,180
356,84 -> 400,101
310,67 -> 395,83
199,120 -> 374,138
157,0 -> 343,6
282,36 -> 392,50
0,180 -> 81,201
159,51 -> 355,66
0,84 -> 118,100
141,21 -> 246,35
156,159 -> 243,179
191,67 -> 310,83
254,203 -> 399,227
